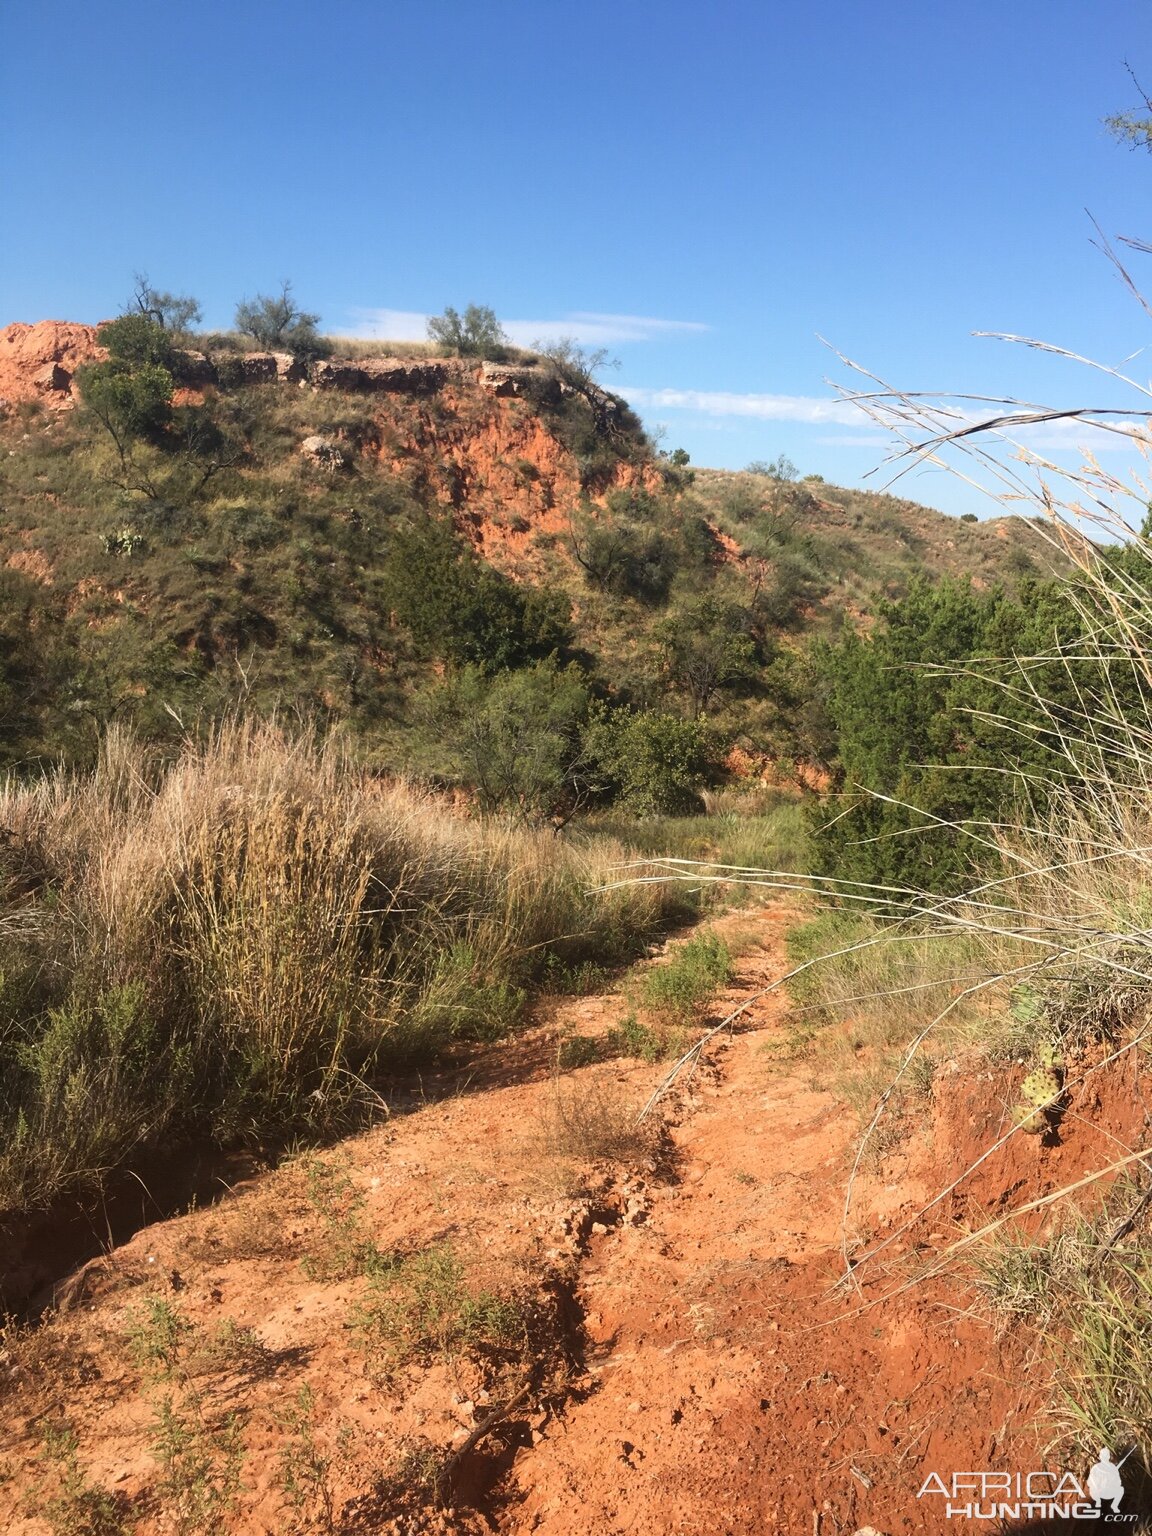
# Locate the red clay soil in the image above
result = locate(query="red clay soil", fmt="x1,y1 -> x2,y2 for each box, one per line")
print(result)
367,381 -> 665,582
1,905 -> 1146,1535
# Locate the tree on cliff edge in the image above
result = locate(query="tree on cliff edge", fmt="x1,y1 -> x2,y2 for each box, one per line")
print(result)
426,304 -> 509,360
234,282 -> 331,361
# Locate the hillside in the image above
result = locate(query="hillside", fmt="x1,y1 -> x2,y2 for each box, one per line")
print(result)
690,467 -> 1056,618
3,321 -> 1152,1535
0,319 -> 1060,786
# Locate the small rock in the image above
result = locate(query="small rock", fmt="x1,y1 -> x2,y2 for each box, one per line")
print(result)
300,434 -> 348,469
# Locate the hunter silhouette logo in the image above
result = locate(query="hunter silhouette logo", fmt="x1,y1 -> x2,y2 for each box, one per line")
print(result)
1087,1448 -> 1125,1512
916,1447 -> 1136,1521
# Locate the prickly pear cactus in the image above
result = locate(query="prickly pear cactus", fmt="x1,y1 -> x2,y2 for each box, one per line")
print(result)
1012,1042 -> 1064,1134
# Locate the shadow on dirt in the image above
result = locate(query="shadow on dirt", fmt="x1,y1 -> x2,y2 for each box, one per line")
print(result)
0,1142 -> 271,1321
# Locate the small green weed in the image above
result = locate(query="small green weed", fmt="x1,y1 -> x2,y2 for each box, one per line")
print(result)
298,1156 -> 390,1281
150,1393 -> 246,1536
638,930 -> 731,1026
352,1242 -> 528,1381
606,1010 -> 685,1064
275,1382 -> 341,1534
125,1297 -> 266,1384
126,1297 -> 195,1384
542,954 -> 609,996
121,1296 -> 252,1532
555,1033 -> 602,1069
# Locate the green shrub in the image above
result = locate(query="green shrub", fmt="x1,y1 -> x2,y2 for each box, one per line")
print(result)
655,597 -> 759,715
76,357 -> 175,443
384,513 -> 571,669
572,518 -> 678,604
411,659 -> 591,818
586,708 -> 721,816
639,930 -> 732,1025
97,312 -> 177,369
273,1384 -> 338,1534
808,574 -> 1092,896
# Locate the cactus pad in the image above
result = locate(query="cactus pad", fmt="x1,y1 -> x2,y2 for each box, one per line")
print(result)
1012,1047 -> 1064,1134
1020,1065 -> 1062,1106
1013,1103 -> 1046,1135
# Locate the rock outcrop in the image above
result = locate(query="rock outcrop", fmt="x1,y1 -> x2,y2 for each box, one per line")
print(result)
478,360 -> 556,400
0,324 -> 588,418
310,356 -> 452,394
0,321 -> 104,408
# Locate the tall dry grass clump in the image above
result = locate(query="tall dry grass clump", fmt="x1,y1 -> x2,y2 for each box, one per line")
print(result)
808,322 -> 1152,1459
0,721 -> 685,1214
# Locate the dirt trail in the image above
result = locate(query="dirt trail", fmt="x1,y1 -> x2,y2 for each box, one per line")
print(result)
0,905 -> 1064,1535
501,910 -> 1037,1536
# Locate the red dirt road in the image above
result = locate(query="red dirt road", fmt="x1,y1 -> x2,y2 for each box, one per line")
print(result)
1,906 -> 1114,1535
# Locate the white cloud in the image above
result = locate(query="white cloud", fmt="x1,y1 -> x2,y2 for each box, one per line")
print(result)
620,385 -> 870,427
621,385 -> 1143,455
505,312 -> 710,346
345,308 -> 709,347
345,308 -> 430,342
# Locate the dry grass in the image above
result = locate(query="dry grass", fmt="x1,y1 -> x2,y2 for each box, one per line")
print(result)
321,336 -> 442,360
320,336 -> 541,364
0,720 -> 687,1214
973,1188 -> 1152,1469
539,1071 -> 654,1166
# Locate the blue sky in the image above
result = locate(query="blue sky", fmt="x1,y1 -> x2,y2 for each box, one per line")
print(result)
2,0 -> 1151,517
